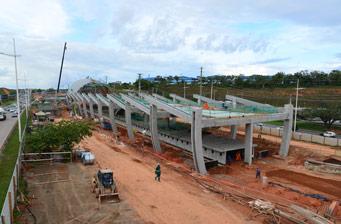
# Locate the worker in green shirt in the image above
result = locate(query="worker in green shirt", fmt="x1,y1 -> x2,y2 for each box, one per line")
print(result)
155,163 -> 161,182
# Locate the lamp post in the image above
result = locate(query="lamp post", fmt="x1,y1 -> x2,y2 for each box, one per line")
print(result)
0,38 -> 22,142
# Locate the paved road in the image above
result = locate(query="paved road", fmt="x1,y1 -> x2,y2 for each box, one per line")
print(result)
0,115 -> 17,150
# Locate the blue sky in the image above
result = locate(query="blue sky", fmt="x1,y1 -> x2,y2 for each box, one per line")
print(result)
0,0 -> 340,88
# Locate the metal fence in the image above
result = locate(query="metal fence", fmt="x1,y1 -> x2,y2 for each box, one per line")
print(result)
1,115 -> 26,224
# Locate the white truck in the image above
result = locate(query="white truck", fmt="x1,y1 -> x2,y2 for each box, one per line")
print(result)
0,107 -> 6,121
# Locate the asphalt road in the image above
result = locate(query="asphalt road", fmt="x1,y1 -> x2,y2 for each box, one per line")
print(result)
0,115 -> 17,150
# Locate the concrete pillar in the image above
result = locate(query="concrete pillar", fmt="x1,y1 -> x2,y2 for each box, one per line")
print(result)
109,105 -> 117,133
82,102 -> 88,118
280,104 -> 293,157
244,123 -> 253,165
144,114 -> 149,129
230,125 -> 237,139
232,97 -> 237,109
97,102 -> 103,117
191,108 -> 207,175
89,102 -> 95,118
150,105 -> 162,152
125,104 -> 135,142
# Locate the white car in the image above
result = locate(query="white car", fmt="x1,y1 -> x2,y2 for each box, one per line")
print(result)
0,108 -> 6,121
81,152 -> 95,165
322,131 -> 336,138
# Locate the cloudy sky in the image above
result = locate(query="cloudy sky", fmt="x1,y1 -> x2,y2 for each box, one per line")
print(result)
0,0 -> 340,88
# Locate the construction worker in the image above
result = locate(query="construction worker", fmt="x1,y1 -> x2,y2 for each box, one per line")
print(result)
155,163 -> 161,182
256,167 -> 261,179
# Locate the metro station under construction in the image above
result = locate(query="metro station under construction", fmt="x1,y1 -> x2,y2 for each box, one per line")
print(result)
67,79 -> 293,174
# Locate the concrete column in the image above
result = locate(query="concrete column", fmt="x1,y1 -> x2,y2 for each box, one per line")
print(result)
82,102 -> 88,118
280,104 -> 293,157
97,102 -> 103,117
109,105 -> 117,133
125,104 -> 135,142
244,123 -> 253,165
89,102 -> 95,118
150,105 -> 162,152
232,97 -> 237,109
191,108 -> 207,175
144,114 -> 149,129
230,125 -> 237,139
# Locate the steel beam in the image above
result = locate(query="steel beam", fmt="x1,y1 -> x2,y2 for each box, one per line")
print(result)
142,93 -> 192,123
191,108 -> 207,175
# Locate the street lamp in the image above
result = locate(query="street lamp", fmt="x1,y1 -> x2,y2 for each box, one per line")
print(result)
0,38 -> 22,142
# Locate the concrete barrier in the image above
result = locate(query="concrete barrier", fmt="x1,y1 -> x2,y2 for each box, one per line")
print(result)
292,132 -> 301,141
270,128 -> 280,137
311,135 -> 325,145
325,137 -> 338,146
300,133 -> 312,142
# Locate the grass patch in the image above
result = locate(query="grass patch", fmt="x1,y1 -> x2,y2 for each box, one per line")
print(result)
0,99 -> 15,106
0,112 -> 27,211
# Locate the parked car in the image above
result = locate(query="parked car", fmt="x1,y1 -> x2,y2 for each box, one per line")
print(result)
11,111 -> 18,117
321,131 -> 336,138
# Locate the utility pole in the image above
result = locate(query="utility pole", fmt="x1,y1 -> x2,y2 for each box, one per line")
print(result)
138,73 -> 142,96
57,42 -> 67,93
210,79 -> 213,99
294,79 -> 304,133
199,67 -> 203,104
13,38 -> 22,142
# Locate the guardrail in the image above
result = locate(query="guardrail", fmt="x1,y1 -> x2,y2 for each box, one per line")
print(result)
254,126 -> 341,148
0,111 -> 26,224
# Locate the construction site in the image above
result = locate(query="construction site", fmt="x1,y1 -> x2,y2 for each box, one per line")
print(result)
10,77 -> 339,224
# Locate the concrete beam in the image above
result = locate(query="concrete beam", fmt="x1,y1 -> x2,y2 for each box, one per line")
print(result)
142,93 -> 192,123
193,94 -> 224,108
82,93 -> 94,118
226,95 -> 272,108
169,93 -> 199,106
244,123 -> 253,165
88,93 -> 102,117
107,94 -> 126,109
230,125 -> 237,139
191,109 -> 207,175
150,105 -> 162,152
202,113 -> 289,128
76,93 -> 88,118
152,93 -> 173,103
121,94 -> 150,114
279,104 -> 293,157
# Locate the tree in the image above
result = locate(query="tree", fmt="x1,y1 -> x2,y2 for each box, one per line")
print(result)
304,103 -> 341,129
26,120 -> 93,153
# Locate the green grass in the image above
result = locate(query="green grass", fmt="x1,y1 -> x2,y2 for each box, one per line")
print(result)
0,99 -> 15,106
0,112 -> 27,211
266,120 -> 341,132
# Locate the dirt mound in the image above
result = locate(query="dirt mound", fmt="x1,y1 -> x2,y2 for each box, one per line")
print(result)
267,169 -> 341,198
